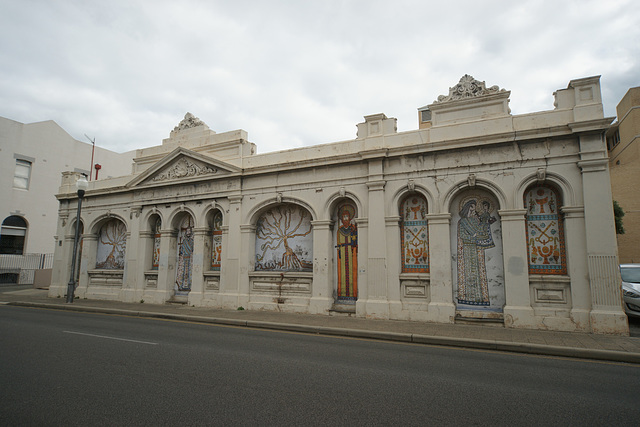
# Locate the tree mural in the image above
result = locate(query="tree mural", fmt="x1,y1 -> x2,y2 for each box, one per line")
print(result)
96,220 -> 127,269
255,205 -> 313,271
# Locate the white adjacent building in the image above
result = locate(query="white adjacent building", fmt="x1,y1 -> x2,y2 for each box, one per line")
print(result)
49,76 -> 628,334
0,116 -> 133,255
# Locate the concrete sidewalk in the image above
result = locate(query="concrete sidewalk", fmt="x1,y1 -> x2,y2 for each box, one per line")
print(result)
2,287 -> 640,364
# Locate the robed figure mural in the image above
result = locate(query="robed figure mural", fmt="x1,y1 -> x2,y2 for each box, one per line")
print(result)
451,191 -> 505,317
335,203 -> 358,302
176,215 -> 194,292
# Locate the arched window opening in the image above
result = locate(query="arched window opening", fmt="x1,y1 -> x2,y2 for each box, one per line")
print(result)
0,216 -> 28,255
524,185 -> 567,275
400,195 -> 429,273
335,202 -> 358,301
151,217 -> 161,270
211,210 -> 223,271
96,219 -> 127,269
255,204 -> 313,271
176,215 -> 195,291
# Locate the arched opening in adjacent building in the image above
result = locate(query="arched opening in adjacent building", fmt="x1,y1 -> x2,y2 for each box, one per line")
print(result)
0,216 -> 28,255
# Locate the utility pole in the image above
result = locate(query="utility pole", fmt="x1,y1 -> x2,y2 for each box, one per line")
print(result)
85,134 -> 96,181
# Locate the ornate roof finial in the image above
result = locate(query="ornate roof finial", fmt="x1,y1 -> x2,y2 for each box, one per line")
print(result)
173,112 -> 206,132
434,75 -> 505,103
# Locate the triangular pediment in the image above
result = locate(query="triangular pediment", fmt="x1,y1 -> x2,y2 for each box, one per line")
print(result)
126,147 -> 241,188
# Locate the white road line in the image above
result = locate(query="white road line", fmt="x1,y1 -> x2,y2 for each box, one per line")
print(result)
63,330 -> 158,345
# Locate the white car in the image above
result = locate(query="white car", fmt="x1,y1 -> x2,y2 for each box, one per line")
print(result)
621,264 -> 640,318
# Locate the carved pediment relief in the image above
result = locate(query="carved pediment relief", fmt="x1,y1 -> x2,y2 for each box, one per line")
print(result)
126,147 -> 240,188
152,157 -> 216,182
434,74 -> 506,103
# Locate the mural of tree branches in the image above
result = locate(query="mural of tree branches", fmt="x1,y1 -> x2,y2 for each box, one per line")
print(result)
255,204 -> 313,271
96,220 -> 127,269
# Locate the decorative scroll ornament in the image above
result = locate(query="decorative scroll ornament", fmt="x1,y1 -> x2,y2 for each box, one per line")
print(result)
173,112 -> 206,132
152,158 -> 217,182
435,74 -> 505,103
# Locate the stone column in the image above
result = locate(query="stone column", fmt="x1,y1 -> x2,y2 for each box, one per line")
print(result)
386,215 -> 402,317
188,226 -> 208,306
562,206 -> 590,330
309,220 -> 333,314
219,195 -> 243,309
578,131 -> 628,334
121,207 -> 141,302
49,210 -> 71,297
354,218 -> 369,315
363,177 -> 389,318
156,229 -> 177,303
499,209 -> 536,328
76,234 -> 98,299
425,213 -> 455,323
239,224 -> 255,309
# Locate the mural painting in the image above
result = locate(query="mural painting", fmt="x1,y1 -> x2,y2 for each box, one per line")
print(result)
211,211 -> 223,271
451,192 -> 504,315
96,220 -> 127,269
255,204 -> 312,271
401,195 -> 429,273
525,185 -> 566,275
335,203 -> 358,301
152,217 -> 161,270
175,215 -> 194,291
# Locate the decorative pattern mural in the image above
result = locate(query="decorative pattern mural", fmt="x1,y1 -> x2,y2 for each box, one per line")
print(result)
336,203 -> 358,301
152,217 -> 161,270
96,220 -> 127,269
175,215 -> 194,291
211,210 -> 223,271
525,185 -> 566,275
451,192 -> 504,312
401,195 -> 429,273
255,204 -> 312,271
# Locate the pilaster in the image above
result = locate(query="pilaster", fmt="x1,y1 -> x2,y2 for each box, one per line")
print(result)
309,220 -> 333,314
499,209 -> 536,327
425,213 -> 455,322
578,136 -> 628,334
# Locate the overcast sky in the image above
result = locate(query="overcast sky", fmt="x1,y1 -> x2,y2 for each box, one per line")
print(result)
1,0 -> 638,154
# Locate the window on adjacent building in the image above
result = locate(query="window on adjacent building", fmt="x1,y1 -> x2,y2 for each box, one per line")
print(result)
607,130 -> 620,151
14,159 -> 32,189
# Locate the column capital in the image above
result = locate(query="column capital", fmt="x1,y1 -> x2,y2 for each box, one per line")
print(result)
425,213 -> 451,224
498,209 -> 527,221
366,180 -> 386,191
385,215 -> 401,226
240,224 -> 256,233
577,158 -> 608,173
311,220 -> 333,230
561,205 -> 585,218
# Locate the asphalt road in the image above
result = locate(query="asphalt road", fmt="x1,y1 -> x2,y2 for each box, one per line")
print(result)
1,305 -> 639,426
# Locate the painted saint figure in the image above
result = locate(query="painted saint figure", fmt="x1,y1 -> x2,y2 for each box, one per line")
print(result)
152,217 -> 161,270
176,216 -> 194,291
456,199 -> 496,306
211,211 -> 222,271
336,204 -> 358,301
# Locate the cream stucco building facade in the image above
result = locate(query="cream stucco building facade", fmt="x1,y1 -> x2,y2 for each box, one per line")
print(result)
49,75 -> 628,335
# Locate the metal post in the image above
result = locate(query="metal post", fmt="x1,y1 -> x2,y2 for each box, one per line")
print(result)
66,188 -> 85,303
